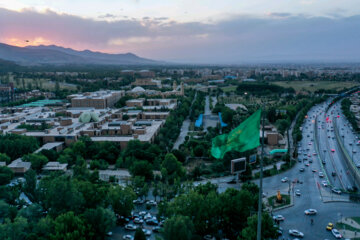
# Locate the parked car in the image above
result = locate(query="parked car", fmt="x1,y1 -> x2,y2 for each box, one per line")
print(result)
125,224 -> 137,230
134,217 -> 144,224
123,235 -> 134,240
322,181 -> 328,187
146,218 -> 159,226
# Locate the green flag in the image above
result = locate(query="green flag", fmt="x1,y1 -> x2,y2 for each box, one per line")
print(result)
211,109 -> 261,159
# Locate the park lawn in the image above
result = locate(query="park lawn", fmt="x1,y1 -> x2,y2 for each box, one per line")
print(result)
221,85 -> 237,92
273,81 -> 359,93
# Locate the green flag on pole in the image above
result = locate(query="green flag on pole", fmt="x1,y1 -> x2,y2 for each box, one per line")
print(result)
211,109 -> 261,159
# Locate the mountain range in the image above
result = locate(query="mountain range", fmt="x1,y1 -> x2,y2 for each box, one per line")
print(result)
0,43 -> 161,66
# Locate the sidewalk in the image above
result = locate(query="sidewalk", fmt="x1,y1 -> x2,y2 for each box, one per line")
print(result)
252,161 -> 285,176
319,185 -> 350,202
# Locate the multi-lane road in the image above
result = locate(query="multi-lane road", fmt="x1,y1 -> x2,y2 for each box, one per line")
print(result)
269,100 -> 359,239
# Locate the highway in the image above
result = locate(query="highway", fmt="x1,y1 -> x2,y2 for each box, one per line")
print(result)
315,102 -> 354,190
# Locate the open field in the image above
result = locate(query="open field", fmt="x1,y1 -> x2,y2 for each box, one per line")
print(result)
273,80 -> 359,93
221,85 -> 237,92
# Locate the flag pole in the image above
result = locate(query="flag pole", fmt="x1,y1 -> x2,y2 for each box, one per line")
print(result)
257,104 -> 265,240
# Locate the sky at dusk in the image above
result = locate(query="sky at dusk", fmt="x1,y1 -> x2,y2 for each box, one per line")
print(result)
0,0 -> 360,63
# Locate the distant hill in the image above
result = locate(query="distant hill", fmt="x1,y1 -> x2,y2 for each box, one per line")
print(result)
0,58 -> 24,72
0,43 -> 161,66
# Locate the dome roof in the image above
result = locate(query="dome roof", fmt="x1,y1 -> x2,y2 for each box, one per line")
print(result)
79,112 -> 99,123
131,86 -> 146,92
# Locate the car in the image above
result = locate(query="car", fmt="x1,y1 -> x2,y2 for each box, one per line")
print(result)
304,209 -> 317,215
281,177 -> 288,183
332,228 -> 342,239
146,218 -> 159,226
305,163 -> 310,167
203,235 -> 214,240
139,211 -> 147,216
353,149 -> 357,153
313,152 -> 317,155
146,200 -> 157,206
332,188 -> 342,194
347,185 -> 354,192
125,224 -> 137,230
152,226 -> 162,233
326,222 -> 334,230
133,199 -> 142,204
319,172 -> 324,178
309,159 -> 313,163
134,217 -> 144,224
299,168 -> 305,172
322,181 -> 328,187
322,159 -> 326,164
356,163 -> 360,168
272,215 -> 285,221
289,229 -> 304,238
106,232 -> 113,236
312,168 -> 317,172
331,149 -> 335,152
142,229 -> 152,236
332,171 -> 337,176
123,235 -> 134,240
295,190 -> 301,196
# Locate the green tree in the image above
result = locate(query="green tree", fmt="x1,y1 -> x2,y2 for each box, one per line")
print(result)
28,216 -> 54,240
72,141 -> 86,157
193,145 -> 204,157
51,211 -> 86,240
0,166 -> 14,185
0,153 -> 11,164
38,176 -> 85,217
108,185 -> 136,217
23,153 -> 48,173
134,228 -> 146,240
23,169 -> 37,201
82,207 -> 116,240
130,160 -> 153,180
0,216 -> 28,240
161,153 -> 185,184
163,215 -> 194,240
241,213 -> 278,240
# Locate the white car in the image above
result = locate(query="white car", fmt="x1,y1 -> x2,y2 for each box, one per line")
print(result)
125,224 -> 137,230
142,229 -> 152,236
289,229 -> 304,238
123,235 -> 134,240
322,181 -> 328,187
281,177 -> 288,183
295,190 -> 301,196
332,228 -> 342,239
304,209 -> 317,215
134,217 -> 144,224
272,215 -> 285,221
319,172 -> 324,178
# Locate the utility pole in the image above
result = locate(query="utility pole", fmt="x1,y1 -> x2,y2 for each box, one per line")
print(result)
257,106 -> 265,240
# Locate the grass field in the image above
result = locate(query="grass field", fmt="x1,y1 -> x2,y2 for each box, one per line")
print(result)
221,85 -> 237,92
273,81 -> 359,93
